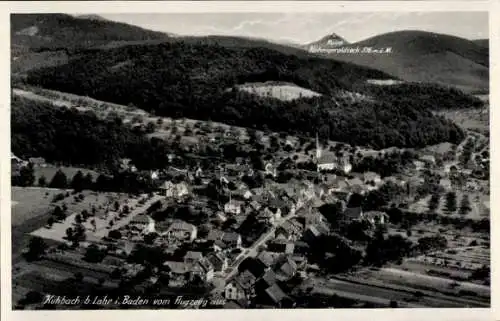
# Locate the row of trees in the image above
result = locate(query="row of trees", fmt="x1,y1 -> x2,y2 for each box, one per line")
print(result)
428,192 -> 472,215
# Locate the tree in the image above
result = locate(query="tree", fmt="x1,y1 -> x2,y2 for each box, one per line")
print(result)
444,192 -> 457,214
38,175 -> 47,187
111,268 -> 122,279
16,163 -> 35,187
49,169 -> 68,189
73,272 -> 84,283
25,237 -> 47,261
198,224 -> 211,238
108,230 -> 122,239
459,194 -> 472,215
70,170 -> 85,192
65,227 -> 74,240
144,232 -> 158,245
428,193 -> 441,212
386,207 -> 403,224
82,173 -> 94,190
53,206 -> 66,221
83,244 -> 106,263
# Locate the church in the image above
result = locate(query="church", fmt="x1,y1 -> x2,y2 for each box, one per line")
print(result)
315,133 -> 352,174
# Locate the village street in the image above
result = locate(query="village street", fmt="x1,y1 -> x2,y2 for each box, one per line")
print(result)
210,193 -> 314,295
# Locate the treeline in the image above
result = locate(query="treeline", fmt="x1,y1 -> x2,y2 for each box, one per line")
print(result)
11,96 -> 171,170
25,42 -> 471,149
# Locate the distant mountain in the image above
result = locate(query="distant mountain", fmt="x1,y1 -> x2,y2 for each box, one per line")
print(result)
473,39 -> 489,49
304,33 -> 349,52
316,30 -> 489,93
74,14 -> 109,22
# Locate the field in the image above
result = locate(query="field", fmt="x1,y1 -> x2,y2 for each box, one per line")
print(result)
301,241 -> 489,308
236,82 -> 322,101
11,187 -> 69,227
12,50 -> 70,74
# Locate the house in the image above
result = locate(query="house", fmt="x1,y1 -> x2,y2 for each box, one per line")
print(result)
361,211 -> 389,225
243,190 -> 253,200
265,163 -> 277,177
224,200 -> 244,215
192,258 -> 214,282
163,261 -> 191,287
262,283 -> 289,306
161,181 -> 190,198
215,211 -> 228,223
161,181 -> 175,198
290,254 -> 308,269
225,270 -> 256,301
150,170 -> 160,180
346,177 -> 365,193
249,200 -> 262,212
162,220 -> 197,242
195,166 -> 203,178
420,155 -> 436,165
207,252 -> 229,272
255,270 -> 277,293
131,214 -> 151,228
276,220 -> 303,241
207,229 -> 225,242
364,172 -> 382,185
440,178 -> 453,190
184,251 -> 203,264
343,206 -> 363,221
28,157 -> 46,166
175,182 -> 190,198
123,263 -> 146,279
222,232 -> 242,248
262,206 -> 281,224
293,241 -> 310,255
256,251 -> 278,269
302,224 -> 327,245
267,239 -> 295,255
275,257 -> 298,281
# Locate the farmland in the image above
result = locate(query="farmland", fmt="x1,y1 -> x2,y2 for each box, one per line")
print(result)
235,82 -> 322,101
12,187 -> 69,227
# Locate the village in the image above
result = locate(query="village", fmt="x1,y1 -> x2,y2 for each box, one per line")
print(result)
11,113 -> 490,309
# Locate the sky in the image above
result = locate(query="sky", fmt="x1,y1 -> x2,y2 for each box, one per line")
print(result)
99,12 -> 488,44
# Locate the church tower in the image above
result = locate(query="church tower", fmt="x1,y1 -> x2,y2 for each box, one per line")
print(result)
316,132 -> 322,160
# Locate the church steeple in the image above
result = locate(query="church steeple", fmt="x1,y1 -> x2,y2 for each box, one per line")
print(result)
316,132 -> 322,160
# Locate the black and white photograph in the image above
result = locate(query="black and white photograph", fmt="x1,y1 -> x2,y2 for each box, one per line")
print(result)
8,7 -> 491,312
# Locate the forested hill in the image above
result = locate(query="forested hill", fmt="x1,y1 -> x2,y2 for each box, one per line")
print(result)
11,95 -> 170,170
321,30 -> 489,93
11,13 -> 171,52
23,41 -> 477,149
